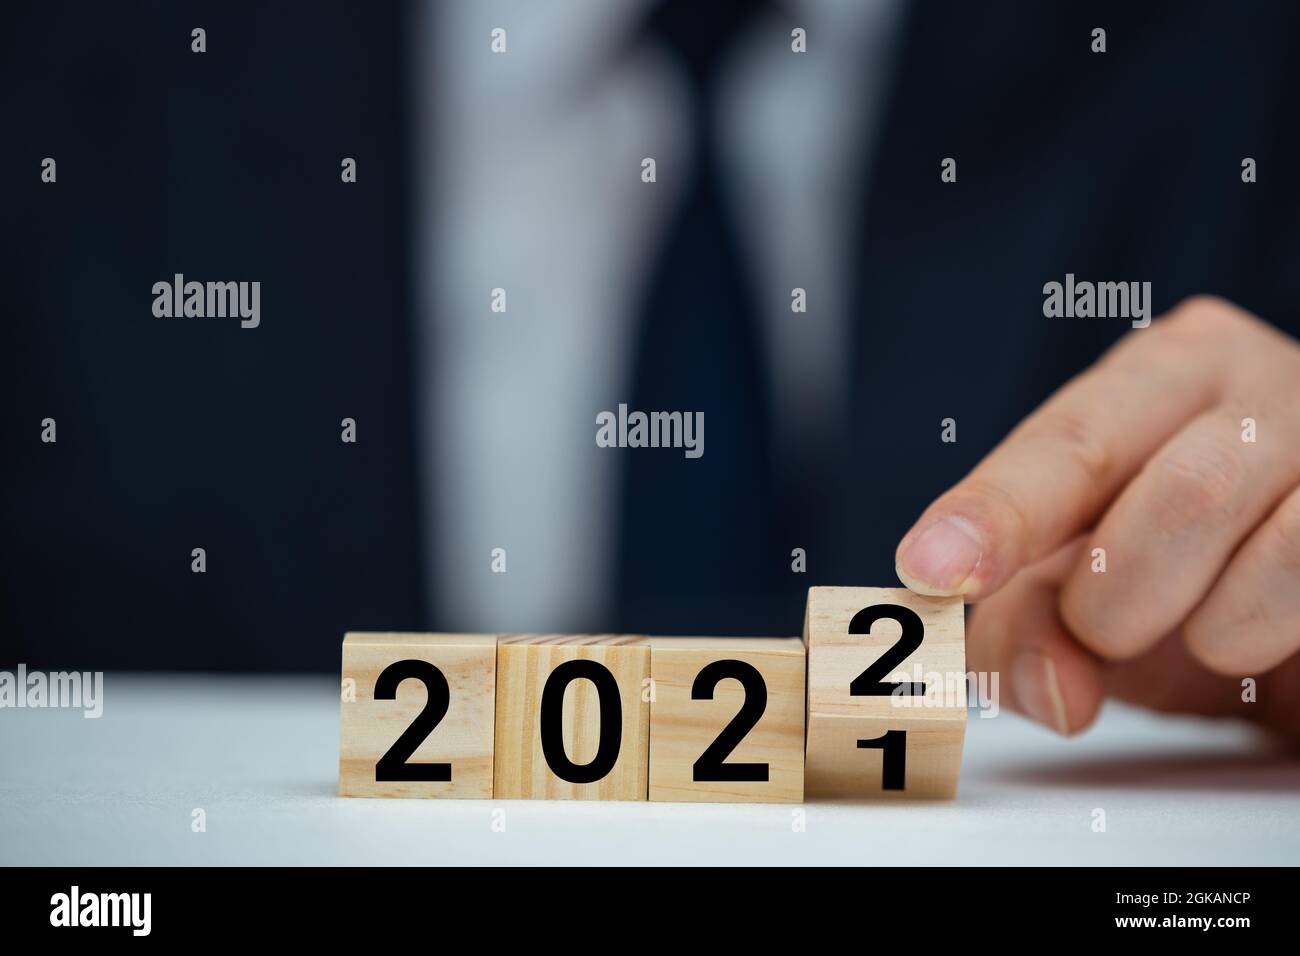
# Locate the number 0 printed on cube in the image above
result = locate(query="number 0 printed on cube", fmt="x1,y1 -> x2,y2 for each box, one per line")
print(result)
493,636 -> 651,800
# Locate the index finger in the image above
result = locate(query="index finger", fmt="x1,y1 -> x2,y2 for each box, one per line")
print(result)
894,315 -> 1226,600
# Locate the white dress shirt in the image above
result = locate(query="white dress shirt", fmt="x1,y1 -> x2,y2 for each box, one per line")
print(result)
415,0 -> 903,632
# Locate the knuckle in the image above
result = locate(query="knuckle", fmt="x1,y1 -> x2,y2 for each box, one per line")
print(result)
1125,315 -> 1205,369
1254,381 -> 1300,443
1034,409 -> 1114,486
1148,442 -> 1246,530
1265,493 -> 1300,576
1162,295 -> 1238,336
959,477 -> 1033,563
1182,615 -> 1247,677
1183,587 -> 1283,677
1060,583 -> 1131,659
1158,296 -> 1278,365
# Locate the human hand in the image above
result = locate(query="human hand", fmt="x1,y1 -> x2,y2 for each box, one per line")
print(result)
895,297 -> 1300,739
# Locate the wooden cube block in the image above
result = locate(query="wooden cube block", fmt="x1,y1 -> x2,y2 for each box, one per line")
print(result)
494,636 -> 650,800
647,637 -> 805,804
339,633 -> 497,798
804,587 -> 966,799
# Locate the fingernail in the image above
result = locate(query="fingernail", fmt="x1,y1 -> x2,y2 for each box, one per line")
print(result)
896,516 -> 984,595
1012,651 -> 1070,734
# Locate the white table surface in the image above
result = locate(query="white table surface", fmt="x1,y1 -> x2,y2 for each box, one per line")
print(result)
1,675 -> 1296,865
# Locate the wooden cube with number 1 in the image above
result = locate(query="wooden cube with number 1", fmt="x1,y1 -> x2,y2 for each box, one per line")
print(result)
804,587 -> 966,799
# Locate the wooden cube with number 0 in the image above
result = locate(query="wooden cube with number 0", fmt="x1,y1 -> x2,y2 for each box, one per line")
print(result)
494,635 -> 651,800
805,587 -> 966,799
339,633 -> 497,798
647,637 -> 805,803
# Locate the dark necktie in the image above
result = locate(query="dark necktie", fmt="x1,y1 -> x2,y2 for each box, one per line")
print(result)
614,0 -> 780,635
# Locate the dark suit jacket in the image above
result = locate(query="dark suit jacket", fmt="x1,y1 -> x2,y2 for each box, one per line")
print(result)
4,1 -> 1299,669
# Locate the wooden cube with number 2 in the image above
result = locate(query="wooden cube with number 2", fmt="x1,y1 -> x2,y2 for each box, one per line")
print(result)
804,587 -> 966,799
339,633 -> 497,798
647,637 -> 805,803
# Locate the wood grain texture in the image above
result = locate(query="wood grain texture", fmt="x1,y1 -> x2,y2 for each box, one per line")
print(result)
494,635 -> 650,800
339,633 -> 497,798
647,637 -> 805,804
804,587 -> 966,799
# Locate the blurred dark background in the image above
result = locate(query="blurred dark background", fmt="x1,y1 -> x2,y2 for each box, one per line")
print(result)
4,1 -> 1300,671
